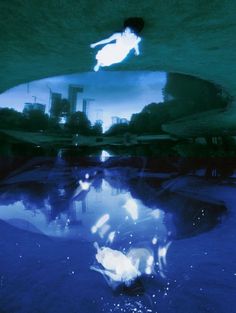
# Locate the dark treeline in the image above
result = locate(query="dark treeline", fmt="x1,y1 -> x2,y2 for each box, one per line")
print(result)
0,107 -> 102,136
106,73 -> 231,136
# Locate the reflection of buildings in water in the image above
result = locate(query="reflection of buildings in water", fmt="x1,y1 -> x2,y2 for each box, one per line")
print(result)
102,174 -> 227,240
0,163 -> 227,242
111,188 -> 127,196
82,198 -> 87,213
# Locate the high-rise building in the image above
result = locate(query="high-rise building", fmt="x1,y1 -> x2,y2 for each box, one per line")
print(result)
50,92 -> 62,118
95,119 -> 103,126
120,118 -> 129,124
23,102 -> 46,114
112,116 -> 121,125
111,116 -> 129,125
82,98 -> 94,118
68,85 -> 83,113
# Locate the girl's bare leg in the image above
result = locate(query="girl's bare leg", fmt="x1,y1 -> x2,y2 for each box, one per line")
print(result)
94,62 -> 101,72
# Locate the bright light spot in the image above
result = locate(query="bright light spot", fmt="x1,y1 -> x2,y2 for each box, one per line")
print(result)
79,180 -> 91,191
159,244 -> 169,259
145,267 -> 152,275
91,214 -> 110,234
85,173 -> 89,179
123,199 -> 138,220
60,116 -> 67,124
100,150 -> 111,162
150,209 -> 162,219
107,231 -> 116,243
147,255 -> 154,266
152,236 -> 158,245
158,242 -> 171,278
91,226 -> 97,234
96,214 -> 110,228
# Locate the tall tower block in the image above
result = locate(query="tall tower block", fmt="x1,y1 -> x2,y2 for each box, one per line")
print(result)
82,98 -> 94,118
68,85 -> 83,113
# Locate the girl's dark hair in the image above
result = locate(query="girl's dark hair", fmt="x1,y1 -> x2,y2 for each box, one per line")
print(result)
123,17 -> 144,34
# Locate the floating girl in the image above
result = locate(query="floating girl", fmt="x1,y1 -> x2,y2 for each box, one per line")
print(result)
90,18 -> 144,71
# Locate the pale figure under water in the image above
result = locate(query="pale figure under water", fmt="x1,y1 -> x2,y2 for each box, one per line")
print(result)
90,242 -> 158,288
90,27 -> 141,71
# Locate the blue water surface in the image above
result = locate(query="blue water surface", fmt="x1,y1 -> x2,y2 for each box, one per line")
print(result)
0,155 -> 235,313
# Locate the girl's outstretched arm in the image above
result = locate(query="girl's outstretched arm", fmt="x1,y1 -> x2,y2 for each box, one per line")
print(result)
90,33 -> 120,48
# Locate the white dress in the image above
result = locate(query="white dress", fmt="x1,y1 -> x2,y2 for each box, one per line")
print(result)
95,33 -> 141,67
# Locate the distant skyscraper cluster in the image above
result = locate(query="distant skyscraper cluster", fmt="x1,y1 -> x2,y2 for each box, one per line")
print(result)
111,116 -> 129,125
23,102 -> 46,114
24,84 -> 97,124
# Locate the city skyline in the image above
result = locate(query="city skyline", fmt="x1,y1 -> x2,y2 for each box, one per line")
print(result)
0,71 -> 166,130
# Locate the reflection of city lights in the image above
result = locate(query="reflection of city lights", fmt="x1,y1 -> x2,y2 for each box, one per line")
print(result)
152,236 -> 158,245
79,180 -> 91,191
147,255 -> 154,266
158,242 -> 172,278
91,214 -> 110,234
100,150 -> 111,162
150,208 -> 162,219
145,267 -> 152,275
107,231 -> 116,243
123,198 -> 138,220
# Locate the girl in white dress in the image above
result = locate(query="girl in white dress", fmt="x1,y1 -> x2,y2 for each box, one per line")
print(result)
90,27 -> 142,71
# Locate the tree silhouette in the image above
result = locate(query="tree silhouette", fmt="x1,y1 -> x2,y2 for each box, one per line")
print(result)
92,121 -> 103,135
0,108 -> 25,130
66,111 -> 91,134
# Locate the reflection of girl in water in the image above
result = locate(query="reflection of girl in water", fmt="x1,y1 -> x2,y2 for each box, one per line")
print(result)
90,18 -> 144,71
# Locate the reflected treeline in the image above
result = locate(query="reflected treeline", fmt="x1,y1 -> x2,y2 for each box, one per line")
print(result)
0,156 -> 227,240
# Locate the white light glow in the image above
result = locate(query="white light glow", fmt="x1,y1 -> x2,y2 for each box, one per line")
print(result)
91,214 -> 110,234
90,28 -> 142,71
145,267 -> 152,275
150,209 -> 162,219
158,242 -> 172,278
152,236 -> 158,245
79,180 -> 91,191
100,150 -> 111,162
107,231 -> 116,243
123,198 -> 138,220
